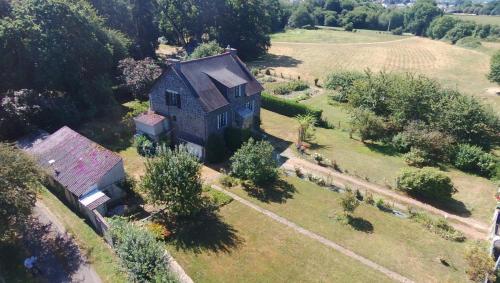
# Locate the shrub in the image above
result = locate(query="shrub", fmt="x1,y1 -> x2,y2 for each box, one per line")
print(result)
339,190 -> 360,215
456,36 -> 482,49
408,210 -> 465,242
145,222 -> 171,240
224,127 -> 254,153
230,138 -> 278,186
399,122 -> 455,163
453,144 -> 497,177
329,91 -> 349,103
108,217 -> 176,282
365,192 -> 375,205
134,134 -> 156,157
188,41 -> 223,59
391,27 -> 403,35
396,167 -> 456,201
391,132 -> 411,153
404,147 -> 433,167
205,188 -> 233,207
465,242 -> 497,282
205,134 -> 227,163
261,92 -> 322,121
219,175 -> 237,188
344,22 -> 354,31
324,71 -> 365,94
269,80 -> 309,95
349,108 -> 387,142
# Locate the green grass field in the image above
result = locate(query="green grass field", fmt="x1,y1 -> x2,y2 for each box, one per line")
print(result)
253,28 -> 500,113
271,28 -> 407,44
166,200 -> 394,283
261,108 -> 497,224
39,189 -> 128,283
450,14 -> 500,26
225,176 -> 470,282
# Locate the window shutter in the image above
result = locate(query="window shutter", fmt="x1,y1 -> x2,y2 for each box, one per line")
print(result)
176,93 -> 181,108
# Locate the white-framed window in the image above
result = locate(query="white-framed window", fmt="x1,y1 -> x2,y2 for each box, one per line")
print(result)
217,112 -> 228,129
234,85 -> 244,98
245,100 -> 254,111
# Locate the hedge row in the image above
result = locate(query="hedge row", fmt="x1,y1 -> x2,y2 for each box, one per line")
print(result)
261,92 -> 322,121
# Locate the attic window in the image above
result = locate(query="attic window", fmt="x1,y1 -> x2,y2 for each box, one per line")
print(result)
165,90 -> 181,108
234,85 -> 244,98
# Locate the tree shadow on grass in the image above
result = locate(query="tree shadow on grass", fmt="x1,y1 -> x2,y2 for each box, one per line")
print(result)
424,198 -> 472,218
365,142 -> 400,157
169,212 -> 243,254
243,178 -> 296,204
347,215 -> 374,234
251,53 -> 302,69
22,217 -> 84,282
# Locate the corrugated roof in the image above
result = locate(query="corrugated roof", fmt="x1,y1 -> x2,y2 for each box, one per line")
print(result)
163,52 -> 263,112
27,126 -> 122,197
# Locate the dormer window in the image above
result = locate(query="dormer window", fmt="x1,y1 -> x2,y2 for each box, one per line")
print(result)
234,85 -> 244,98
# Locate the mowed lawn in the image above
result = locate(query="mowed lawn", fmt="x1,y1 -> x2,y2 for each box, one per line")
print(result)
166,200 -> 394,283
261,109 -> 497,224
226,176 -> 470,283
450,14 -> 500,26
271,28 -> 407,44
252,28 -> 500,112
77,103 -> 395,282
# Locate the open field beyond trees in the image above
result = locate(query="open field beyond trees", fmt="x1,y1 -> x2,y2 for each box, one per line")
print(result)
450,14 -> 500,26
252,29 -> 500,112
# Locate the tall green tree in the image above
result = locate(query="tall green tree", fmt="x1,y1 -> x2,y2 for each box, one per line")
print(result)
141,146 -> 203,217
230,138 -> 278,186
0,143 -> 43,240
488,50 -> 500,85
0,0 -> 129,111
404,0 -> 442,36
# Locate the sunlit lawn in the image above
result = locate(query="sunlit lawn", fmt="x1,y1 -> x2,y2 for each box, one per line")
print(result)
261,108 -> 497,224
271,28 -> 407,44
225,175 -> 470,282
165,200 -> 394,283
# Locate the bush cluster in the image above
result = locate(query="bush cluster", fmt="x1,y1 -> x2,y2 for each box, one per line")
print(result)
261,91 -> 322,121
269,80 -> 309,95
108,217 -> 177,282
396,167 -> 456,202
408,210 -> 465,242
453,144 -> 498,178
134,134 -> 156,157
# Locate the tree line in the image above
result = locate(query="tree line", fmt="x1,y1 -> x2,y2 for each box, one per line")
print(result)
451,0 -> 500,16
285,0 -> 500,40
0,0 -> 284,141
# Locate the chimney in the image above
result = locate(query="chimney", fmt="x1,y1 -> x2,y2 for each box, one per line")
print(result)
225,45 -> 237,56
166,58 -> 181,71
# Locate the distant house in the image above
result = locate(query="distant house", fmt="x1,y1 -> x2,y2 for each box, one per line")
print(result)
18,126 -> 125,230
135,47 -> 263,159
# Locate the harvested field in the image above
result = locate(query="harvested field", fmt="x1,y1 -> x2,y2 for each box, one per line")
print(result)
253,30 -> 500,112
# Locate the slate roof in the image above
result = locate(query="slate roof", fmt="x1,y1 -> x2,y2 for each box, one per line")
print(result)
25,126 -> 122,198
134,112 -> 166,126
165,52 -> 263,112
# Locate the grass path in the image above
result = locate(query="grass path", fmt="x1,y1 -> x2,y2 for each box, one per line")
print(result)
280,148 -> 488,239
211,184 -> 413,283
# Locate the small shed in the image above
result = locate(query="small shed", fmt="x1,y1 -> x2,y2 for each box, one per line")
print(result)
133,112 -> 169,141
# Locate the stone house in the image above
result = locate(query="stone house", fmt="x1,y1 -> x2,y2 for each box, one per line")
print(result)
135,47 -> 263,159
18,126 -> 126,231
